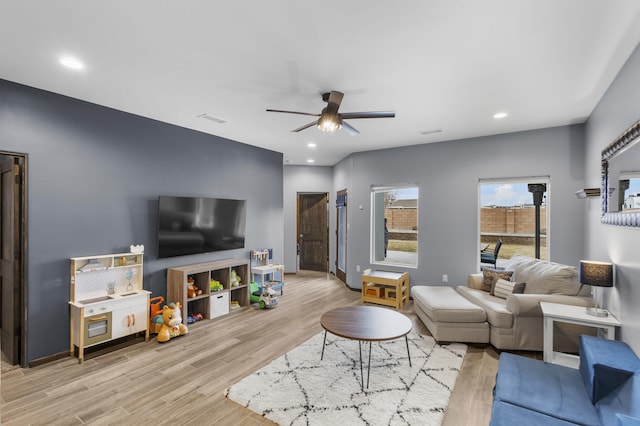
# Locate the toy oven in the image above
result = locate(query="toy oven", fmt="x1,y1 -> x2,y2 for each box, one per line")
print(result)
84,311 -> 112,346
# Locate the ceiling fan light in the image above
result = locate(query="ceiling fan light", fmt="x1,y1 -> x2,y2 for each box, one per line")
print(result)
317,116 -> 342,132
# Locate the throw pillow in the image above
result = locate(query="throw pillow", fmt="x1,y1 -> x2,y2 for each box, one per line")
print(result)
491,278 -> 526,299
481,268 -> 514,292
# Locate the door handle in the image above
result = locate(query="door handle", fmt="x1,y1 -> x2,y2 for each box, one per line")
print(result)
299,234 -> 304,238
131,314 -> 135,326
127,315 -> 131,327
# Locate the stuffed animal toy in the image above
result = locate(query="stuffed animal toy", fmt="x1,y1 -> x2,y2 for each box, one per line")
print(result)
187,281 -> 203,298
156,302 -> 188,343
230,269 -> 241,287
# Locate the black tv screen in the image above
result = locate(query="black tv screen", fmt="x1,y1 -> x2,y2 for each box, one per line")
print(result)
158,195 -> 247,258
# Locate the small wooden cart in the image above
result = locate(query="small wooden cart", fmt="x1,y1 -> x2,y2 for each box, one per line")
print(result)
361,269 -> 409,309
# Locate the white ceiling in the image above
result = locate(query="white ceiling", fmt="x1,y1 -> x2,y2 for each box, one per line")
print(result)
2,1 -> 640,166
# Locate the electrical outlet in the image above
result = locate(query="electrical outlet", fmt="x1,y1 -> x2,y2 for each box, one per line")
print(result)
356,265 -> 361,272
442,274 -> 448,283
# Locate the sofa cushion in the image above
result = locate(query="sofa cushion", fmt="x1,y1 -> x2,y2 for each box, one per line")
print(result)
616,414 -> 640,426
505,255 -> 580,295
481,268 -> 514,292
597,371 -> 640,426
494,352 -> 599,426
411,285 -> 486,323
579,335 -> 640,403
490,400 -> 582,426
457,286 -> 513,329
491,278 -> 526,299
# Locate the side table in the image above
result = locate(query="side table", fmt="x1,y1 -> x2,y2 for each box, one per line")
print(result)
540,301 -> 621,368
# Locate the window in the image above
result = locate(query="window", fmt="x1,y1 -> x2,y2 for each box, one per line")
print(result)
371,184 -> 418,267
479,177 -> 549,267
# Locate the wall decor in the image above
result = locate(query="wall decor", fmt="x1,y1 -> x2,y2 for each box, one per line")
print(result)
601,118 -> 640,227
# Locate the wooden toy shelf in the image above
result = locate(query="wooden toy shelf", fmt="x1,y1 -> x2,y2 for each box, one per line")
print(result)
166,258 -> 250,325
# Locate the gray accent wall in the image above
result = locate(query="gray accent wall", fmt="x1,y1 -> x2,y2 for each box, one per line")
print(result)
584,42 -> 640,353
333,125 -> 586,290
0,79 -> 284,364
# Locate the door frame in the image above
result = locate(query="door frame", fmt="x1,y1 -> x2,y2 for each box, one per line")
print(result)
335,189 -> 347,283
0,151 -> 28,367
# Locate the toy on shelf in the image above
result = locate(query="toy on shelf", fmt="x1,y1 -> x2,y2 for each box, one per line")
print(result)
155,302 -> 189,343
230,269 -> 241,287
187,276 -> 203,298
210,279 -> 223,292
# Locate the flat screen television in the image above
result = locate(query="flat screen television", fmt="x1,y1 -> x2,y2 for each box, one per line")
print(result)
158,195 -> 247,258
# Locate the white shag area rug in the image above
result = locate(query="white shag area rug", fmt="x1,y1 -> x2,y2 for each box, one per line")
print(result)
225,331 -> 467,425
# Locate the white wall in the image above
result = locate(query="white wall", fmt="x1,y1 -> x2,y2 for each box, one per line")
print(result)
584,42 -> 640,353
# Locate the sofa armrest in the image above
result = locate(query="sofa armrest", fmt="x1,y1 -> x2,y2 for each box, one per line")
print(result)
506,294 -> 593,317
468,273 -> 484,290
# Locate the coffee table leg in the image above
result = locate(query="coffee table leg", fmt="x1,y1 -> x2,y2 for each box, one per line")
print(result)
359,341 -> 364,390
405,335 -> 412,367
321,330 -> 327,360
366,341 -> 372,388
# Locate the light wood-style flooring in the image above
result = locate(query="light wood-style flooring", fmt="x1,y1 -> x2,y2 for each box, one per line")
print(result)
2,271 -> 509,425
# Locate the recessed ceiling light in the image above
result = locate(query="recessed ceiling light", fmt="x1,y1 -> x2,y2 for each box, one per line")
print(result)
307,142 -> 316,148
307,159 -> 315,164
493,112 -> 508,119
58,55 -> 84,70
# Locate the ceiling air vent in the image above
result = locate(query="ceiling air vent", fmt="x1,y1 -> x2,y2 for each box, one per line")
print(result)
197,113 -> 227,124
420,129 -> 442,136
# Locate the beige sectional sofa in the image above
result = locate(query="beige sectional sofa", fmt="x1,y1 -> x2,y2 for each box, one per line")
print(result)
412,255 -> 595,351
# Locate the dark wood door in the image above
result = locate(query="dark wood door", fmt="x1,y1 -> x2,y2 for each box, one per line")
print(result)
1,156 -> 24,365
298,193 -> 328,272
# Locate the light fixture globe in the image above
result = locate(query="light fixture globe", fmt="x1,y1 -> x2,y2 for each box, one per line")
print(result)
317,114 -> 342,132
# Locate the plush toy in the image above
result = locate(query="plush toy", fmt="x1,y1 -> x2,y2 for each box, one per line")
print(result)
230,269 -> 241,287
156,302 -> 188,343
187,280 -> 203,298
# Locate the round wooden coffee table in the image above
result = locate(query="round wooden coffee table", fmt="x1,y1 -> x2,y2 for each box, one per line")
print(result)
320,305 -> 412,389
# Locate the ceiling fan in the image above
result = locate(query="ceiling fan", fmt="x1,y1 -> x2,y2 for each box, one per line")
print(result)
266,90 -> 395,135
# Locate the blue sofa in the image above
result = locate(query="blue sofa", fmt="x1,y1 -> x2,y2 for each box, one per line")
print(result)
491,335 -> 640,426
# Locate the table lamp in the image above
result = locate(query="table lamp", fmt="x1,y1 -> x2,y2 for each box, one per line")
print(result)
579,260 -> 614,317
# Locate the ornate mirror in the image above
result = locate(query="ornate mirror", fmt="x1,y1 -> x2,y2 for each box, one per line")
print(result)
601,119 -> 640,227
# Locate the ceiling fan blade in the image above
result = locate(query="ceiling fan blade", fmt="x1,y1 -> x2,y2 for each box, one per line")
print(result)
292,120 -> 318,132
341,121 -> 360,136
340,111 -> 395,119
266,109 -> 320,117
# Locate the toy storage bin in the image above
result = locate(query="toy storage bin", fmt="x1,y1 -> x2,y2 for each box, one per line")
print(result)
210,292 -> 230,319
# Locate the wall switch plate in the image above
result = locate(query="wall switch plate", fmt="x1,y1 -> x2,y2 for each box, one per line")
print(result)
356,265 -> 361,272
442,274 -> 448,283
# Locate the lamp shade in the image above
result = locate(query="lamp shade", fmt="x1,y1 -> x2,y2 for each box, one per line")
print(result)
579,260 -> 614,288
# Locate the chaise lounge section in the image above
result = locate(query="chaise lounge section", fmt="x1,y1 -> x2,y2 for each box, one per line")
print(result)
412,255 -> 594,351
